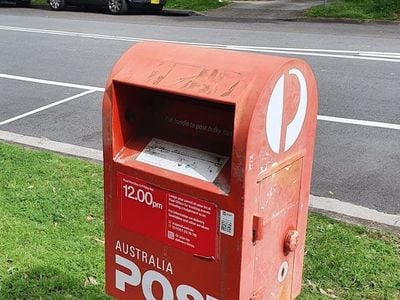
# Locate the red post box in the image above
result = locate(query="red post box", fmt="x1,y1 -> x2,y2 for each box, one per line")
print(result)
103,42 -> 318,299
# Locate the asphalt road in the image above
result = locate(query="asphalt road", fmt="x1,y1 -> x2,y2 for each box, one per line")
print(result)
0,7 -> 399,215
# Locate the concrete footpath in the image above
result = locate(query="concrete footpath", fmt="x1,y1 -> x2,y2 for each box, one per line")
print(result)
205,0 -> 323,21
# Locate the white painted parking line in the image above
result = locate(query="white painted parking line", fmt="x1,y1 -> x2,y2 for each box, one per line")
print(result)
0,130 -> 398,228
0,74 -> 105,92
0,25 -> 399,63
1,73 -> 400,131
317,115 -> 400,131
0,90 -> 96,126
228,46 -> 400,63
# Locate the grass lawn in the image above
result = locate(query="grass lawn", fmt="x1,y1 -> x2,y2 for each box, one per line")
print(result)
0,142 -> 399,299
30,0 -> 229,11
165,0 -> 228,11
305,0 -> 400,20
30,0 -> 46,5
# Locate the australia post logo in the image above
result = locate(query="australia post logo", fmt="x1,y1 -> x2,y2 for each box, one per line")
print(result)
266,68 -> 308,154
114,240 -> 218,300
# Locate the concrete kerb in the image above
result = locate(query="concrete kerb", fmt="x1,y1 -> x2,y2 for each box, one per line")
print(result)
0,130 -> 399,233
309,196 -> 400,234
310,207 -> 400,235
162,9 -> 204,17
0,130 -> 103,162
295,16 -> 400,25
192,13 -> 400,25
196,14 -> 400,25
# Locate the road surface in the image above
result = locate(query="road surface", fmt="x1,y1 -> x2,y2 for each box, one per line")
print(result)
0,7 -> 399,218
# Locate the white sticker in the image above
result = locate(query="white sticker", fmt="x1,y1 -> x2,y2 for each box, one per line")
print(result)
136,138 -> 228,182
219,210 -> 234,236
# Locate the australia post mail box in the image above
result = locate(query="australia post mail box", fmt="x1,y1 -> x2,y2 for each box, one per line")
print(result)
102,42 -> 318,300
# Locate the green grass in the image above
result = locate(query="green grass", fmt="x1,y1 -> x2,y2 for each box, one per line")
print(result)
0,142 -> 399,299
300,215 -> 400,299
30,0 -> 229,11
305,0 -> 400,20
28,0 -> 46,5
165,0 -> 228,11
0,143 -> 108,299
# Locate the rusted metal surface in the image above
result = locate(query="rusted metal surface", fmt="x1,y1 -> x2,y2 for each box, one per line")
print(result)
284,230 -> 300,253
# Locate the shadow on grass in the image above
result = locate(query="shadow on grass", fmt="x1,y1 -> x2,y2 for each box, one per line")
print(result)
1,266 -> 109,299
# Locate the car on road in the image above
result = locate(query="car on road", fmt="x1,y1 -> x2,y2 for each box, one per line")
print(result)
48,0 -> 166,15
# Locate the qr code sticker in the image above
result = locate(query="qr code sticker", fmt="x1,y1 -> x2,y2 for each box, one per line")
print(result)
220,210 -> 234,236
167,231 -> 175,240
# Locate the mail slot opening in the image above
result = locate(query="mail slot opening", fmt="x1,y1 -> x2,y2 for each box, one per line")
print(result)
111,82 -> 235,190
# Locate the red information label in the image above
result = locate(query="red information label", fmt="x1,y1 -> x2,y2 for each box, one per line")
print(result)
118,173 -> 218,258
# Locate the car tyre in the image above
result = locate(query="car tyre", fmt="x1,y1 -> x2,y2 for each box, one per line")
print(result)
15,0 -> 31,7
48,0 -> 66,10
107,0 -> 128,15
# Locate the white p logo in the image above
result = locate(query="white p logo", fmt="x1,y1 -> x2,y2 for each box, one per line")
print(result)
266,69 -> 307,153
115,254 -> 141,292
